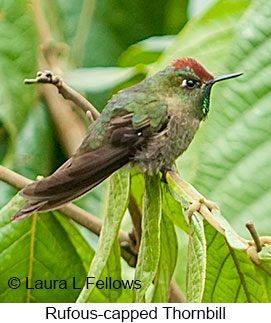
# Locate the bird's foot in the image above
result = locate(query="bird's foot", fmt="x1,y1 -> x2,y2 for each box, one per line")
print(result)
160,165 -> 177,183
188,198 -> 219,222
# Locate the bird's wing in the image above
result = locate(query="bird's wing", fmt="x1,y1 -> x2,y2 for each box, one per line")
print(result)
128,99 -> 169,131
13,101 -> 169,222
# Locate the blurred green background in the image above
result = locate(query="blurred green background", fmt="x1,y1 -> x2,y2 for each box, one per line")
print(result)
0,0 -> 270,301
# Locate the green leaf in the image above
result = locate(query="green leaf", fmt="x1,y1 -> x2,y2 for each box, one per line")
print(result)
13,104 -> 56,179
119,36 -> 175,67
256,244 -> 271,303
202,223 -> 271,302
87,239 -> 123,303
0,194 -> 91,302
186,214 -> 206,302
162,183 -> 189,233
166,173 -> 195,203
0,0 -> 38,151
64,67 -> 137,93
0,104 -> 57,211
76,168 -> 130,302
54,213 -> 95,272
152,214 -> 178,302
134,174 -> 162,303
174,228 -> 188,296
130,169 -> 145,212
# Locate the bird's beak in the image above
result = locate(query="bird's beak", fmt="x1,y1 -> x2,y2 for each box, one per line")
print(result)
211,72 -> 243,85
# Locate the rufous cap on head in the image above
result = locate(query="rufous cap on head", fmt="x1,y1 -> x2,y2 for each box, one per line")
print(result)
172,58 -> 214,82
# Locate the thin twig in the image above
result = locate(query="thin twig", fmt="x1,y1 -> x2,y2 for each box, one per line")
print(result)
0,165 -> 31,189
246,221 -> 262,252
25,71 -> 99,120
39,74 -> 86,156
128,195 -> 142,253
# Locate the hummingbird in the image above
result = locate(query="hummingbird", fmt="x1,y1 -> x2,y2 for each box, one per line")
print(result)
13,58 -> 242,221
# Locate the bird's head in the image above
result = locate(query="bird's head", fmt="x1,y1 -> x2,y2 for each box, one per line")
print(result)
161,58 -> 242,120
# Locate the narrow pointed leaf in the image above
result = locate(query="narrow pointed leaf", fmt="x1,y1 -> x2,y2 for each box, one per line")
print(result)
186,214 -> 206,302
162,183 -> 189,233
134,175 -> 162,302
152,214 -> 178,302
76,168 -> 130,303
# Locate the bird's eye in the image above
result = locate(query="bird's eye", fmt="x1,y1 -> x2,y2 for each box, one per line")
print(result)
182,79 -> 198,89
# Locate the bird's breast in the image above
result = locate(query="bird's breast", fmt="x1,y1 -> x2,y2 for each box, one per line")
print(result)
133,111 -> 200,175
162,111 -> 200,160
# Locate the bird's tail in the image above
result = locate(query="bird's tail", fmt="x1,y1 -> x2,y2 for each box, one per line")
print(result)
12,144 -> 131,222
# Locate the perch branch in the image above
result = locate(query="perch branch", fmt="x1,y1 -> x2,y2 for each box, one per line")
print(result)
168,171 -> 249,247
0,165 -> 32,189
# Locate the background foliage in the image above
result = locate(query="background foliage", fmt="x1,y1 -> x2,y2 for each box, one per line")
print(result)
0,0 -> 270,303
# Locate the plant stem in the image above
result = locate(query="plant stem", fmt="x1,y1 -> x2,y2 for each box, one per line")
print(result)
246,221 -> 262,252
